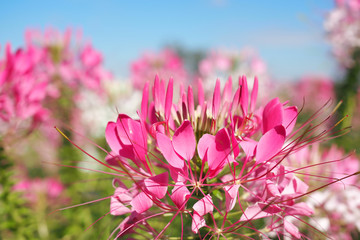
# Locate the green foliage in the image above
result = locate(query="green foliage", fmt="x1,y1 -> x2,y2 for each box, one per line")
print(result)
48,136 -> 118,239
335,49 -> 360,152
0,147 -> 39,240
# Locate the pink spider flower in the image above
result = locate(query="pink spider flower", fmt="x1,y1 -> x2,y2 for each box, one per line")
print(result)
62,74 -> 355,239
291,75 -> 336,114
0,43 -> 50,136
13,177 -> 65,207
26,28 -> 112,93
324,0 -> 360,67
0,28 -> 113,153
130,48 -> 187,90
284,143 -> 360,239
198,48 -> 273,103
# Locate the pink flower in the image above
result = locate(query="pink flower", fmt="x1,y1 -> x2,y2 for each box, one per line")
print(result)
291,75 -> 335,113
198,48 -> 273,103
0,44 -> 49,133
75,75 -> 354,239
13,178 -> 65,206
130,48 -> 187,90
324,0 -> 360,67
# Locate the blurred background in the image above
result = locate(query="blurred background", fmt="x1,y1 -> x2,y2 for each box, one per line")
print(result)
0,1 -> 336,81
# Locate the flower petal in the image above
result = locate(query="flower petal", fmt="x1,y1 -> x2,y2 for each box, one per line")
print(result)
284,219 -> 301,239
172,120 -> 196,161
197,134 -> 214,160
283,106 -> 297,135
144,172 -> 169,199
191,212 -> 205,234
171,182 -> 191,209
110,197 -> 131,215
207,128 -> 233,171
193,195 -> 214,216
105,121 -> 121,153
131,192 -> 153,214
164,78 -> 173,120
262,98 -> 283,134
224,184 -> 240,212
240,204 -> 272,221
256,125 -> 286,164
156,132 -> 184,168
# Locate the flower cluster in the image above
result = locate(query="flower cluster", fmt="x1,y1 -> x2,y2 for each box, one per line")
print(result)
0,29 -> 110,150
0,28 -> 111,142
103,75 -> 343,239
198,48 -> 272,101
288,144 -> 360,239
13,177 -> 65,207
0,43 -> 51,134
324,0 -> 360,67
130,48 -> 187,90
290,75 -> 336,113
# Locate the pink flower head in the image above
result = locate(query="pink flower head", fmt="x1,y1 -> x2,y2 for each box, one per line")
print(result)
80,74 -> 353,239
325,0 -> 360,67
291,75 -> 335,113
14,177 -> 65,206
130,48 -> 187,90
0,43 -> 49,133
198,48 -> 273,103
1,28 -> 112,144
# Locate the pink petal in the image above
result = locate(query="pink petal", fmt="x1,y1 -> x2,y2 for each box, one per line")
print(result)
207,128 -> 233,171
128,119 -> 148,162
110,197 -> 131,215
266,180 -> 281,197
105,121 -> 121,153
169,164 -> 188,183
164,78 -> 173,120
191,212 -> 205,234
116,115 -> 147,163
240,204 -> 272,221
259,202 -> 282,215
286,202 -> 313,216
212,79 -> 221,117
193,195 -> 214,216
131,192 -> 153,214
250,76 -> 258,112
156,132 -> 184,168
282,176 -> 308,195
144,172 -> 169,199
239,138 -> 257,158
172,120 -> 196,161
284,219 -> 301,239
256,125 -> 286,164
111,187 -> 133,215
116,115 -> 132,145
283,106 -> 297,136
197,134 -> 214,160
231,133 -> 240,158
153,75 -> 162,113
141,81 -> 149,121
224,184 -> 240,212
240,76 -> 249,116
113,186 -> 133,203
105,152 -> 123,167
171,182 -> 191,209
262,98 -> 283,134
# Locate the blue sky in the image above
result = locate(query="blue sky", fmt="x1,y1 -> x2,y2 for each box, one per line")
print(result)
0,0 -> 337,81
